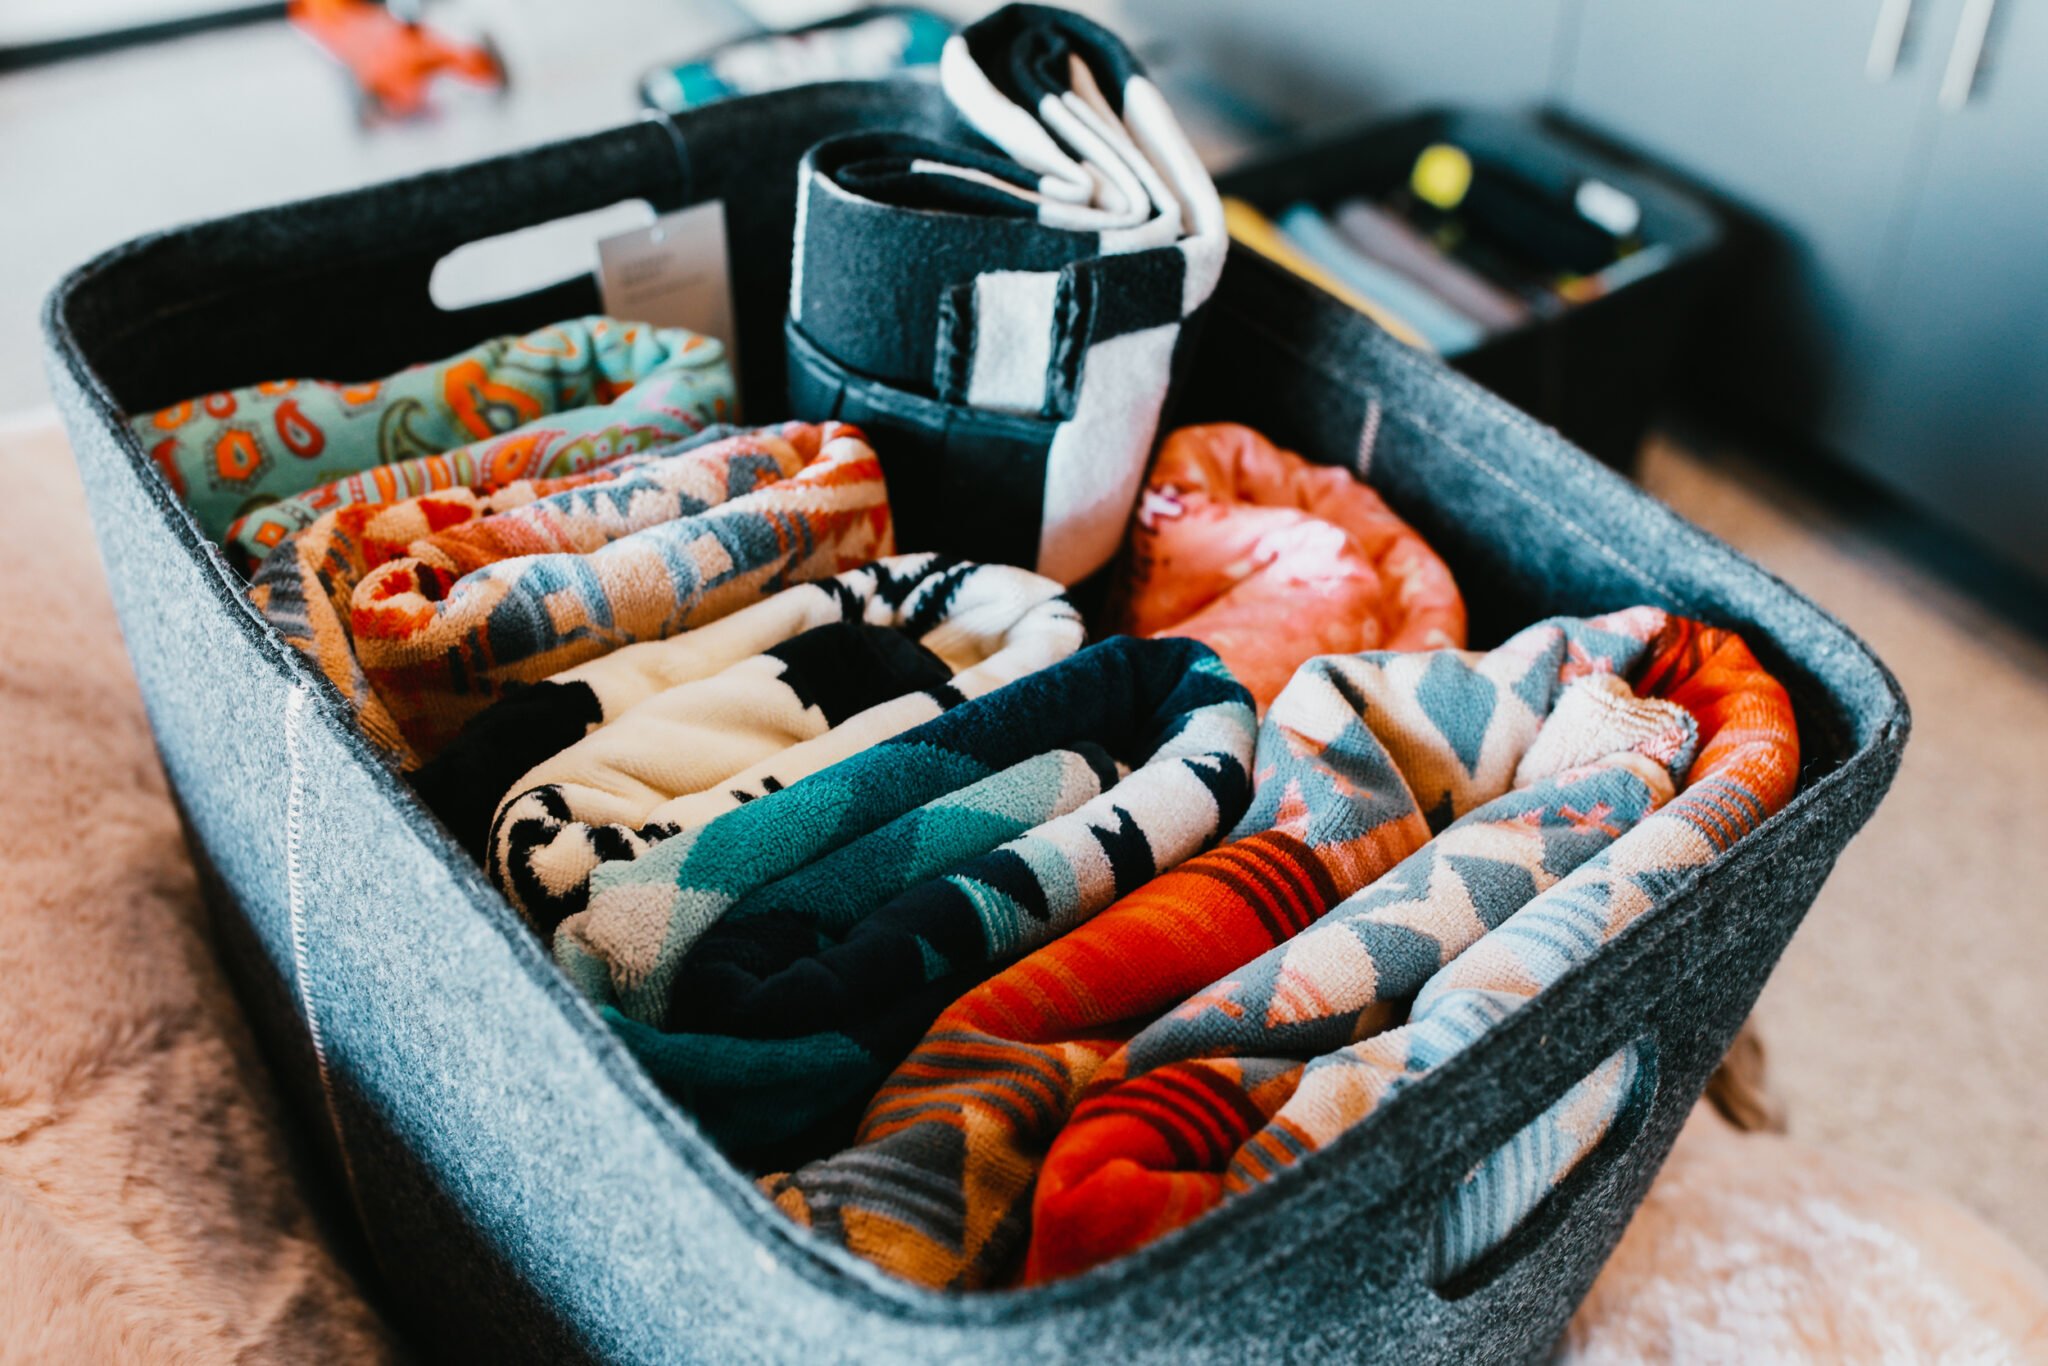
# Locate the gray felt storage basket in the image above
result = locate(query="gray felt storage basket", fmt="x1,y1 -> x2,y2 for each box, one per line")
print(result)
43,80 -> 1906,1364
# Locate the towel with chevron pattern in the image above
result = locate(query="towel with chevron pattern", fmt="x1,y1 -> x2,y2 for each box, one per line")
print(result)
1024,610 -> 1797,1282
761,608 -> 1749,1287
346,421 -> 894,760
248,425 -> 742,764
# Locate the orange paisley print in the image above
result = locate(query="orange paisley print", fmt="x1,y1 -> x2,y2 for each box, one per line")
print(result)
444,359 -> 544,439
151,400 -> 195,431
274,399 -> 326,458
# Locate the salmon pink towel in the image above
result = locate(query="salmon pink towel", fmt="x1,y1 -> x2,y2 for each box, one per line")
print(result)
1116,423 -> 1465,710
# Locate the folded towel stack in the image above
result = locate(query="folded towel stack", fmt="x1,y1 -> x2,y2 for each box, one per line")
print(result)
469,555 -> 1084,930
130,316 -> 733,573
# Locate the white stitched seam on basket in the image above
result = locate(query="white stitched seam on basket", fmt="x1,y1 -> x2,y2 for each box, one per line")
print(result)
284,684 -> 367,1216
1355,396 -> 1383,477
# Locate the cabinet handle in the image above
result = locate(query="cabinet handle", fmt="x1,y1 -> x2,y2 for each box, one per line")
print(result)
1939,0 -> 1997,108
1867,0 -> 1914,82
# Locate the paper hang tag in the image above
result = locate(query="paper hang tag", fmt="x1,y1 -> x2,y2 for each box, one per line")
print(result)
597,200 -> 738,375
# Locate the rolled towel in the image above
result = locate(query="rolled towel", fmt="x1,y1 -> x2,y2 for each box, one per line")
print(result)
469,556 -> 1083,926
1115,422 -> 1465,711
786,2 -> 1226,584
248,425 -> 741,761
1024,612 -> 1798,1283
348,422 -> 893,760
590,637 -> 1256,1157
552,636 -> 1254,1063
129,317 -> 732,571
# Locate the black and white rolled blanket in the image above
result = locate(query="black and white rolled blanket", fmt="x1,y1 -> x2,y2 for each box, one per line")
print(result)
786,3 -> 1226,585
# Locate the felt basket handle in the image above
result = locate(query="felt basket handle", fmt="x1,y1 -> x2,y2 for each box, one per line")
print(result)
1423,1035 -> 1660,1296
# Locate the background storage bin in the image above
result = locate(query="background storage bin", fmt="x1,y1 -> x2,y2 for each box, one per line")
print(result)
44,80 -> 1902,1364
1217,108 -> 1724,471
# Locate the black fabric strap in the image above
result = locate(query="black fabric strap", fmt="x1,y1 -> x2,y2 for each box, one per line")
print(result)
781,1 -> 1225,584
787,316 -> 1049,569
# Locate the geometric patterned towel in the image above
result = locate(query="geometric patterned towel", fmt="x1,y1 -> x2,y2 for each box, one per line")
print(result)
586,637 -> 1255,1158
411,552 -> 1076,859
481,617 -> 956,938
474,557 -> 1084,925
1023,610 -> 1799,1283
550,635 -> 1254,1059
786,4 -> 1225,584
1417,620 -> 1802,1281
127,316 -> 732,571
247,426 -> 740,764
1114,422 -> 1467,710
607,745 -> 1131,1159
760,609 -> 1701,1288
346,422 -> 894,761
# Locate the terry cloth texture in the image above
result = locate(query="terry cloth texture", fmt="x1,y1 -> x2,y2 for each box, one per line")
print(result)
247,426 -> 746,765
760,612 -> 1697,1288
785,2 -> 1225,584
548,637 -> 1254,1129
473,556 -> 1084,929
1116,422 -> 1466,711
595,638 -> 1255,1159
346,421 -> 894,760
128,316 -> 732,571
1024,610 -> 1799,1283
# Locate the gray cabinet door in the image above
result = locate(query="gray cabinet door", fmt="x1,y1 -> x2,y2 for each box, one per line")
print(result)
1836,0 -> 2048,576
1121,0 -> 1574,129
1560,0 -> 1961,442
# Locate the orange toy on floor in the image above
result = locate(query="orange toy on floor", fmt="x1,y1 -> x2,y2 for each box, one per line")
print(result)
289,0 -> 504,121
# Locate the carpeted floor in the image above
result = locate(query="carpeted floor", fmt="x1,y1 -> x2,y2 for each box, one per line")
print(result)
0,414 -> 398,1362
1641,431 -> 2048,1268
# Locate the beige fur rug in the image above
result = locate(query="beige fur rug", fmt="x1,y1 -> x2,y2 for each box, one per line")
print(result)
0,415 -> 395,1363
2,411 -> 2042,1362
1563,1104 -> 2048,1362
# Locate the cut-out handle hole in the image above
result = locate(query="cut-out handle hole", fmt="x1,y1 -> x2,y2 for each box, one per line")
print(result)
428,199 -> 656,313
1428,1036 -> 1660,1298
